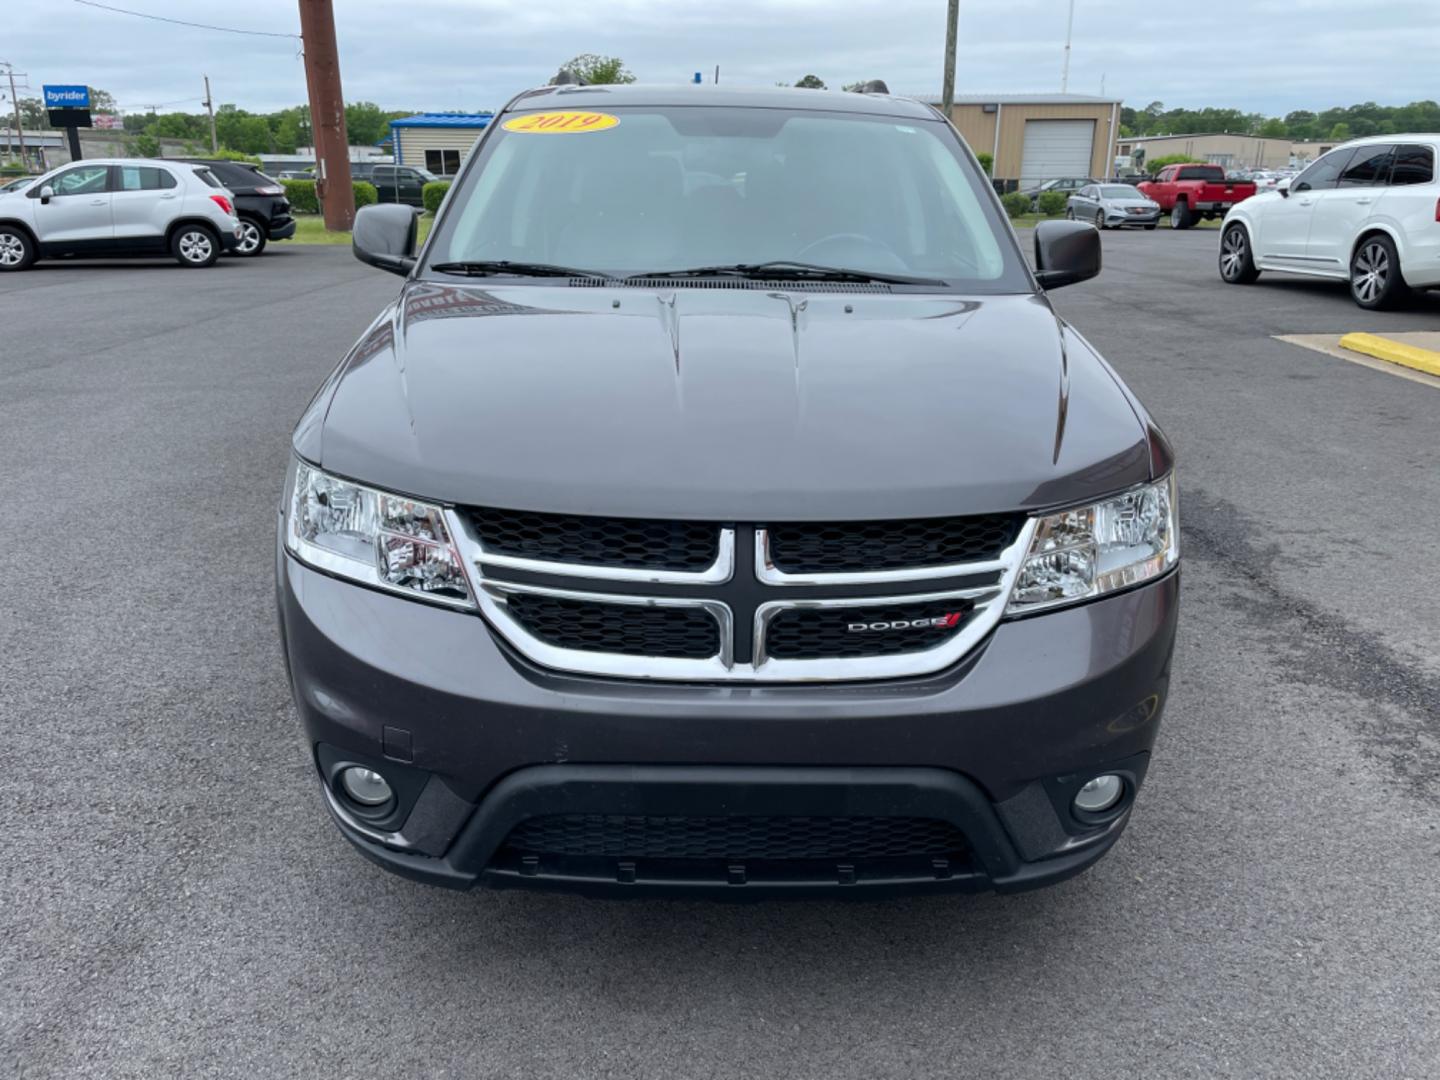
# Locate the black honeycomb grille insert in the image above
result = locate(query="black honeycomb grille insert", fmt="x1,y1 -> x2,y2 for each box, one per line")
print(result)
765,599 -> 973,660
504,814 -> 969,860
505,593 -> 718,660
766,514 -> 1022,574
471,507 -> 719,572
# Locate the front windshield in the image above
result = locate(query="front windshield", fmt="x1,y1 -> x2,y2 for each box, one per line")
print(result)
426,105 -> 1025,289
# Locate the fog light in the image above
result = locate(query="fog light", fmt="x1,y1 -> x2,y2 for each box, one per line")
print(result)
1074,774 -> 1124,814
339,766 -> 393,807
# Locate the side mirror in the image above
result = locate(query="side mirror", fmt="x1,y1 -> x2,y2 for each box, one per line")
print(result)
352,203 -> 419,276
1277,178 -> 1292,196
1033,219 -> 1101,290
38,184 -> 54,204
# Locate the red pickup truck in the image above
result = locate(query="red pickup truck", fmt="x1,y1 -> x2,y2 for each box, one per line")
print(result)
1137,164 -> 1256,229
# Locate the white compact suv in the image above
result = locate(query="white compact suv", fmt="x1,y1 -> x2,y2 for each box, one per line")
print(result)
0,158 -> 242,271
1218,136 -> 1439,309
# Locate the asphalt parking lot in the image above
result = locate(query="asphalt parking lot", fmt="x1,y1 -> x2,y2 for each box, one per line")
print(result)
4,233 -> 1439,1079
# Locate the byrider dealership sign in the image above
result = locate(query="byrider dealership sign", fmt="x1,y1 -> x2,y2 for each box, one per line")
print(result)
43,85 -> 90,109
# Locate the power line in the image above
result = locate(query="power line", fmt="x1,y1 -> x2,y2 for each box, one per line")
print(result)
72,0 -> 300,40
119,95 -> 204,111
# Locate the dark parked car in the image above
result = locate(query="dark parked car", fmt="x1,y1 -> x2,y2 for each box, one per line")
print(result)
177,158 -> 296,255
278,84 -> 1179,898
1021,176 -> 1097,209
369,163 -> 440,207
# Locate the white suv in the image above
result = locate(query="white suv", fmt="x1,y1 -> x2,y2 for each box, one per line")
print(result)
1218,136 -> 1439,309
0,158 -> 242,272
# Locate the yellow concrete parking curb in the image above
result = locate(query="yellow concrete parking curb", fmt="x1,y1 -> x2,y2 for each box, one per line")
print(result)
1338,333 -> 1440,378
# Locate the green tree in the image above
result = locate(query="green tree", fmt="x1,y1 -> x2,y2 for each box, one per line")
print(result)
1328,122 -> 1352,141
215,106 -> 274,154
562,54 -> 636,85
1284,110 -> 1316,140
87,87 -> 118,113
1259,118 -> 1287,138
152,112 -> 204,140
344,101 -> 388,145
17,97 -> 46,128
273,111 -> 302,154
795,74 -> 826,89
131,133 -> 159,158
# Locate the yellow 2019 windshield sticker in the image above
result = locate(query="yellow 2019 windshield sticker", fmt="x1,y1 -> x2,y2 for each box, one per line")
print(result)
502,111 -> 619,134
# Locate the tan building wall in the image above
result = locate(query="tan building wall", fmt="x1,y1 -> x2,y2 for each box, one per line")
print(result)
395,126 -> 488,173
943,99 -> 1120,184
1116,133 -> 1322,170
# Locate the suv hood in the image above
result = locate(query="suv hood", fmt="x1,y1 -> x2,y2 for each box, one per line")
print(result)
308,282 -> 1150,520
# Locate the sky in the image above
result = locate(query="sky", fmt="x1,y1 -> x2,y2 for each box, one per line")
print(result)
5,0 -> 1439,118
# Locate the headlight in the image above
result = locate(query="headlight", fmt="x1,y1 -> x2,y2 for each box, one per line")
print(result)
1006,474 -> 1177,615
284,460 -> 474,609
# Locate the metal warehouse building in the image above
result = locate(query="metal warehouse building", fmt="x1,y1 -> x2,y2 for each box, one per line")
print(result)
1115,132 -> 1333,172
932,93 -> 1122,191
389,112 -> 494,176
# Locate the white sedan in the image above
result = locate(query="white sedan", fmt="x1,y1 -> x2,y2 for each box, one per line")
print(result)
1217,135 -> 1440,309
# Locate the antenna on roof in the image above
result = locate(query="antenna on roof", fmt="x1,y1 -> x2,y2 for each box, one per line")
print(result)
858,80 -> 890,95
550,68 -> 586,87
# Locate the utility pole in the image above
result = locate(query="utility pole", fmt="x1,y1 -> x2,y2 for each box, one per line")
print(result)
203,74 -> 218,152
941,0 -> 958,119
297,0 -> 356,231
2,63 -> 28,169
1060,0 -> 1076,93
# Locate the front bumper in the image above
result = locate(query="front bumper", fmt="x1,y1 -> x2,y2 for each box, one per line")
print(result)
278,540 -> 1179,897
1107,210 -> 1160,227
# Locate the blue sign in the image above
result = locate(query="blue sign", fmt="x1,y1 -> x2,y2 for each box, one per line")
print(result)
43,85 -> 90,109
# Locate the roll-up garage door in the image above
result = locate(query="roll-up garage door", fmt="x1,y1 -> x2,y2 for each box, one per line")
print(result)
1020,119 -> 1097,186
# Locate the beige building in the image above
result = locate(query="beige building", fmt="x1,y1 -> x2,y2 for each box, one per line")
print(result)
1115,132 -> 1334,172
934,94 -> 1122,189
390,113 -> 494,176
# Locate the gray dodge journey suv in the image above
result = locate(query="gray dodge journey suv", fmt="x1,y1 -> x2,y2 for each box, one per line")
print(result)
276,84 -> 1179,897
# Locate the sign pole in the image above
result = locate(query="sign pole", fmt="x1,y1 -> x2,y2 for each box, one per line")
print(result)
204,75 -> 218,153
3,65 -> 26,167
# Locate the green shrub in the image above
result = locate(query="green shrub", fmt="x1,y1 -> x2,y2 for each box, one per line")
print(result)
281,179 -> 376,213
282,179 -> 317,212
975,151 -> 994,176
212,149 -> 262,165
1147,154 -> 1198,171
1001,191 -> 1032,219
422,180 -> 451,214
1036,190 -> 1069,217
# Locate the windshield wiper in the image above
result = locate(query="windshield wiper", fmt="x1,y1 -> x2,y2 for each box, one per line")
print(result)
429,260 -> 607,280
627,261 -> 945,286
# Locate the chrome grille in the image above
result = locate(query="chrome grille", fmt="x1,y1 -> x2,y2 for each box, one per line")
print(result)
450,511 -> 1035,683
764,514 -> 1021,574
505,592 -> 720,660
763,598 -> 974,661
470,507 -> 719,572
